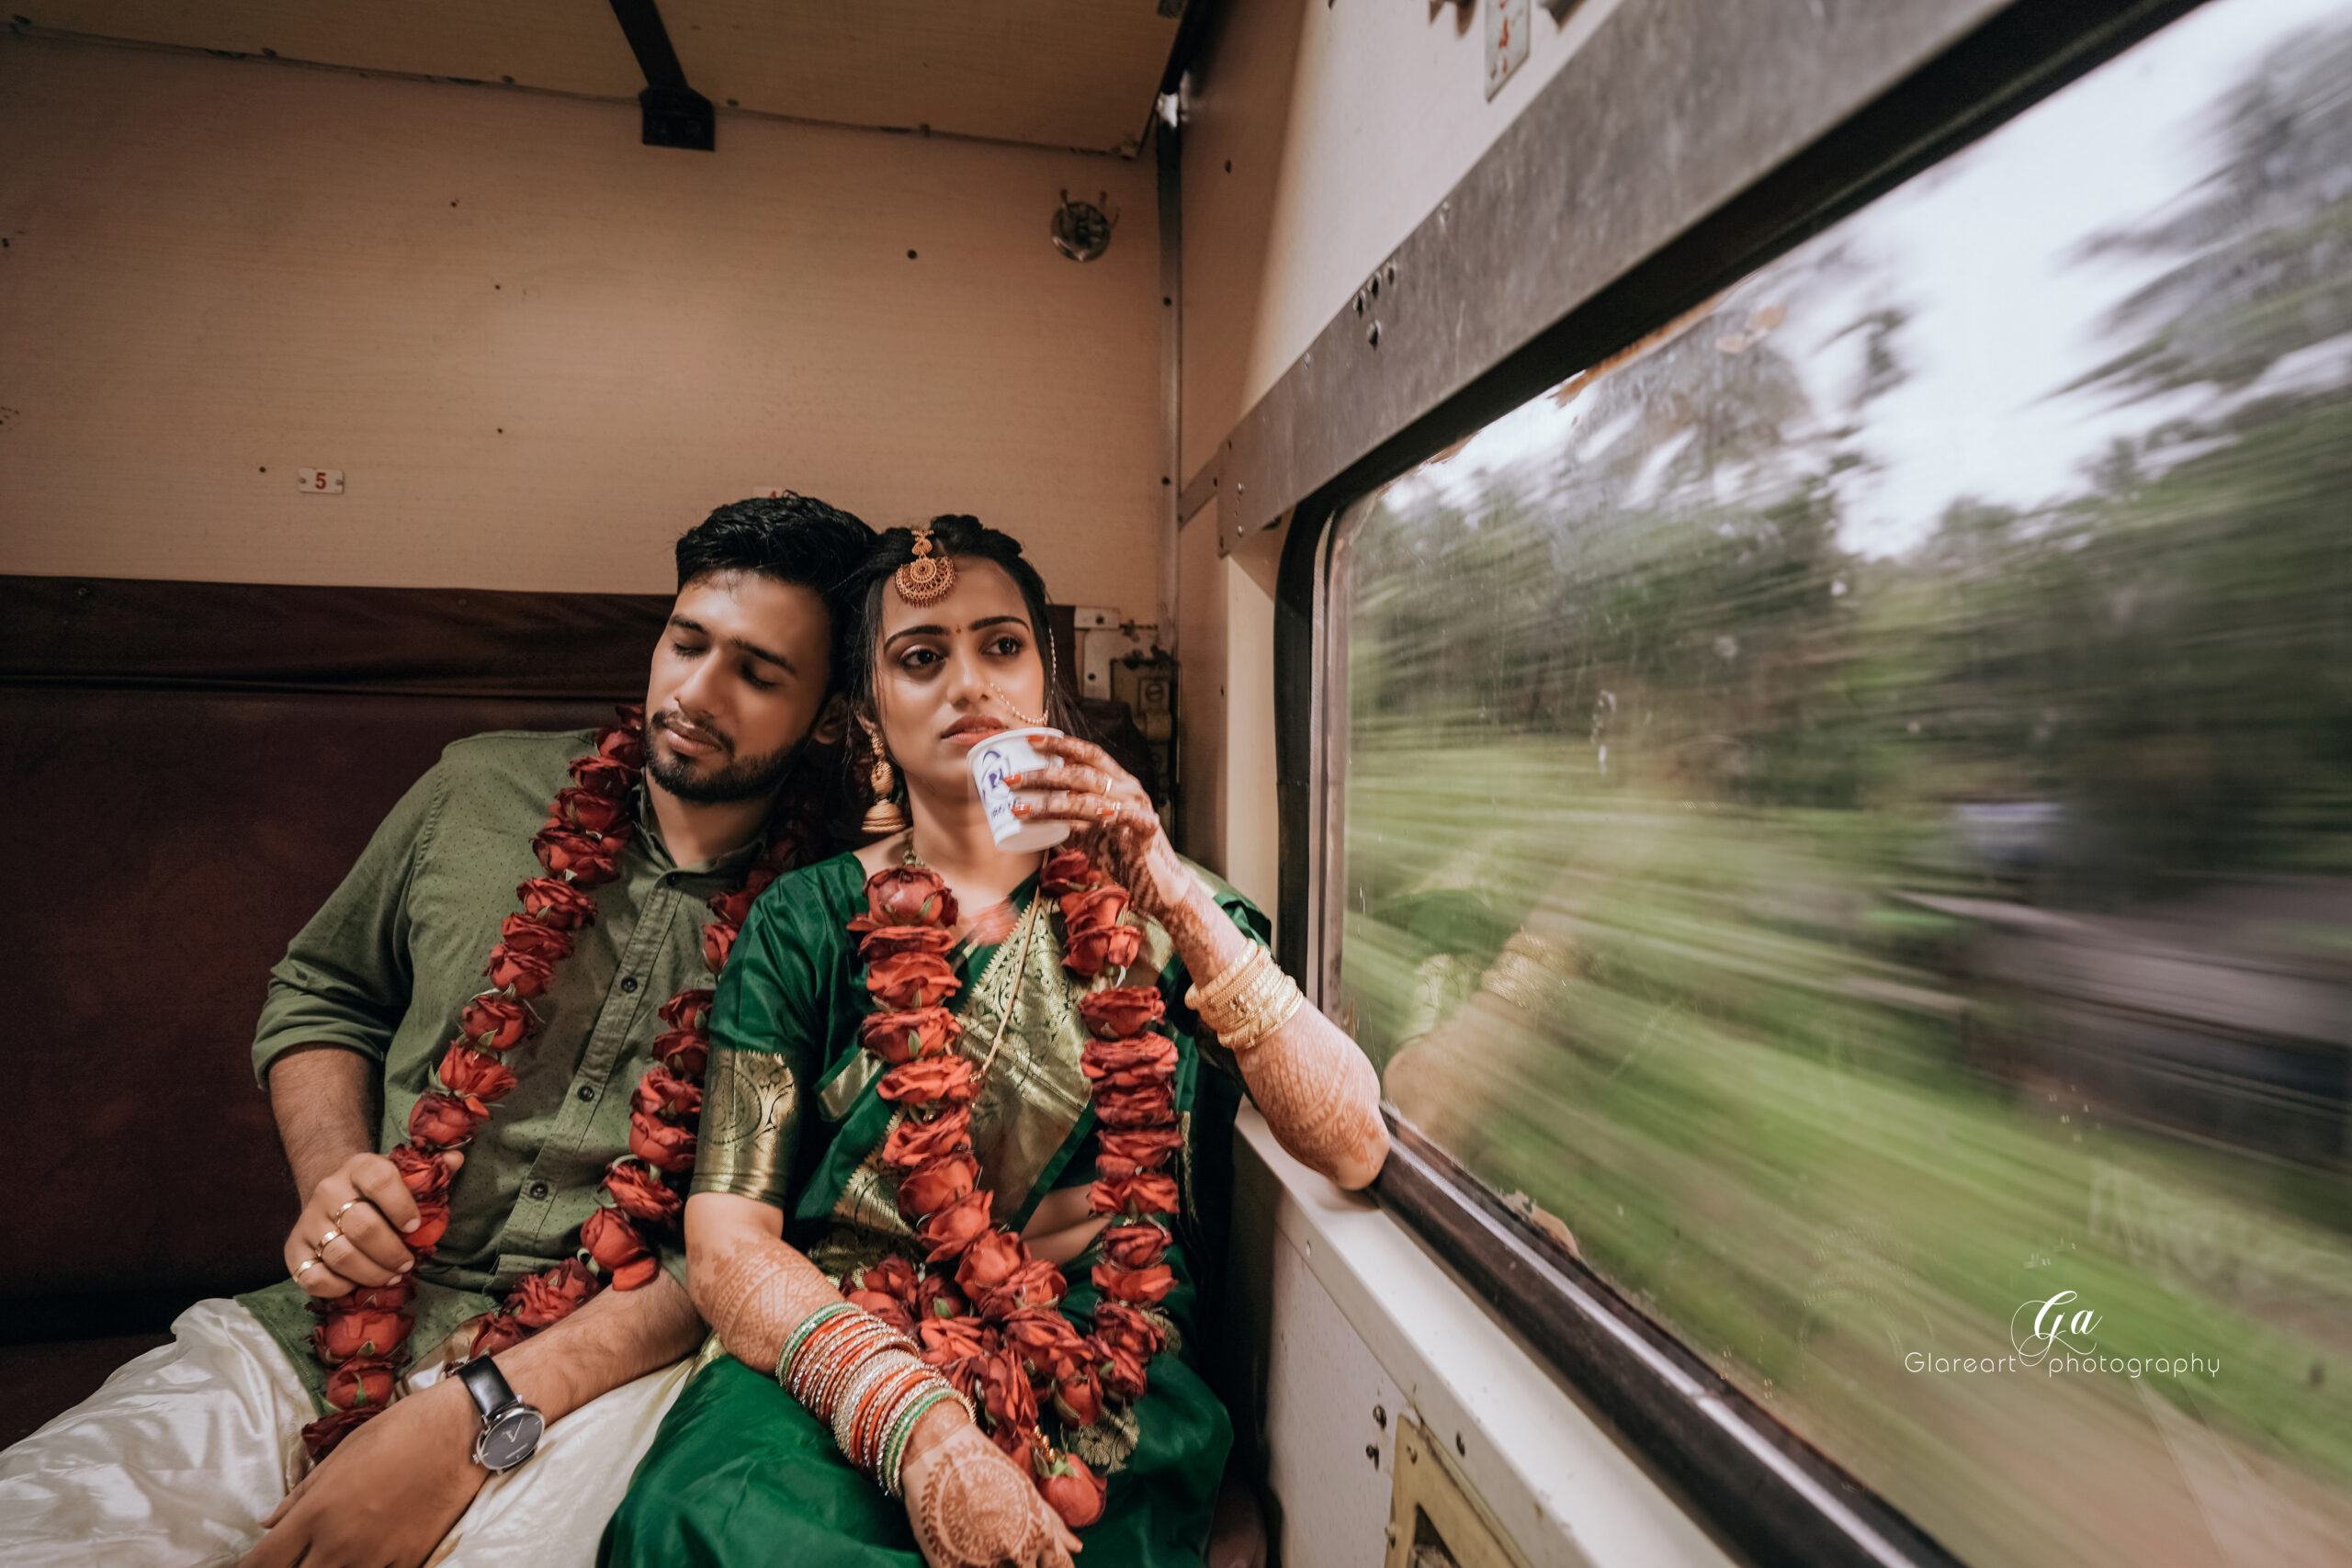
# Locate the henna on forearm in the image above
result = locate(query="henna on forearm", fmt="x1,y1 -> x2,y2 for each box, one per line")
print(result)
905,1422 -> 1073,1568
688,1223 -> 845,1375
1159,878 -> 1389,1190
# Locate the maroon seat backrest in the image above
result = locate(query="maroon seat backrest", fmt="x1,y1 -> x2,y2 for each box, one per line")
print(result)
0,576 -> 669,1340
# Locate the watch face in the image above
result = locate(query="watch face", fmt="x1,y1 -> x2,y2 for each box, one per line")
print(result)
474,1406 -> 545,1472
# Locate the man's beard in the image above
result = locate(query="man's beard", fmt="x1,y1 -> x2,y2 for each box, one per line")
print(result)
646,716 -> 808,805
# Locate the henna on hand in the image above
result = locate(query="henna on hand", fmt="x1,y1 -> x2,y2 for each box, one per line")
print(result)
903,1420 -> 1077,1568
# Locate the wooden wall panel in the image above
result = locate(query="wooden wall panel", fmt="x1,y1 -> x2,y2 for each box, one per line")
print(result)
0,38 -> 1163,624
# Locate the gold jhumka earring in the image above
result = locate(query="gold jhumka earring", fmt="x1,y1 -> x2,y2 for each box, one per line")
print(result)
893,521 -> 956,606
860,718 -> 910,837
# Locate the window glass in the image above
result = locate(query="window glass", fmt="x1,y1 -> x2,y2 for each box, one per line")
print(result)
1337,1 -> 2352,1562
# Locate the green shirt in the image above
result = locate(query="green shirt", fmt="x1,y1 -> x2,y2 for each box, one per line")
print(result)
238,728 -> 779,1411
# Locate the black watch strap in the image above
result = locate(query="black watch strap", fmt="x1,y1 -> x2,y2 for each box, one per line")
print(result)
457,1355 -> 518,1420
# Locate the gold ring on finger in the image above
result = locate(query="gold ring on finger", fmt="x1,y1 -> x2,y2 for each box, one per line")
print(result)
293,1256 -> 322,1280
316,1227 -> 344,1251
329,1198 -> 366,1223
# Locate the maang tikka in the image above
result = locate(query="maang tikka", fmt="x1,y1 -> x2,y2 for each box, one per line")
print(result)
893,521 -> 956,606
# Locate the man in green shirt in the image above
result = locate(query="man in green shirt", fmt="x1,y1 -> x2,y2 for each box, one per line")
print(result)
0,493 -> 875,1568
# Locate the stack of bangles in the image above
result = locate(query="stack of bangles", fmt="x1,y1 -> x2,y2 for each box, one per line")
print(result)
1183,942 -> 1305,1053
779,1301 -> 972,1495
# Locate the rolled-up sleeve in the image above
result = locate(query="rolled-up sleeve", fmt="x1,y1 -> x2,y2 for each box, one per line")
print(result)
250,761 -> 447,1086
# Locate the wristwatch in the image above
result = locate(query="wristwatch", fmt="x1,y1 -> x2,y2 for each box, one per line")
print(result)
456,1355 -> 546,1473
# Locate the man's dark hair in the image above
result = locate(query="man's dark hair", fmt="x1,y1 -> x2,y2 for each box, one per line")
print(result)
675,492 -> 876,686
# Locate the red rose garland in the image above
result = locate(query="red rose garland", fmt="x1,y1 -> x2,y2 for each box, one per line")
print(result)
300,706 -> 802,1461
842,846 -> 1185,1529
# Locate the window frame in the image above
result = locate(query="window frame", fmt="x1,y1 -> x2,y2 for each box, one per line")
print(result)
1268,2 -> 2217,1562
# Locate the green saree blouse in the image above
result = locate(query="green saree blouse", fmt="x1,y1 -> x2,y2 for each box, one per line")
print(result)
601,849 -> 1265,1568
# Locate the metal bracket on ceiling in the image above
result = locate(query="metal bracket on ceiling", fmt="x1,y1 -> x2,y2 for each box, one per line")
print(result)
607,0 -> 715,151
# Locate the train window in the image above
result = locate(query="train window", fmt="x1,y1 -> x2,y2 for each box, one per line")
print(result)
1330,0 -> 2352,1562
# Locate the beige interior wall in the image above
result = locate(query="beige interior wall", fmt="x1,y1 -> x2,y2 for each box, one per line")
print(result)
1177,0 -> 1624,479
0,37 -> 1161,607
1173,493 -> 1283,926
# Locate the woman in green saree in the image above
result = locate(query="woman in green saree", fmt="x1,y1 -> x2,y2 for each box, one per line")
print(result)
602,516 -> 1387,1568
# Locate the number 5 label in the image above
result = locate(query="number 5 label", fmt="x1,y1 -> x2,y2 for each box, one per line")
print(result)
297,468 -> 345,494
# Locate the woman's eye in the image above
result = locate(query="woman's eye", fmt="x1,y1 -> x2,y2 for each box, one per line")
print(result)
988,636 -> 1024,657
900,648 -> 941,671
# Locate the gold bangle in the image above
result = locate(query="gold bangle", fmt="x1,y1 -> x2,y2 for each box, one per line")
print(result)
1219,968 -> 1304,1053
1186,942 -> 1270,1016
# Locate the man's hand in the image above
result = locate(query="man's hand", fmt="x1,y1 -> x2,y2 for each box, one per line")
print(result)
284,1150 -> 451,1299
239,1375 -> 485,1568
899,1408 -> 1080,1568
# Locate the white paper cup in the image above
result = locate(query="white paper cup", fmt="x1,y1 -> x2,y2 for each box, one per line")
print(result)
969,727 -> 1071,852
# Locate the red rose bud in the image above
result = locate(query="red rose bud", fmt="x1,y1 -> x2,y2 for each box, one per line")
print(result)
1001,1308 -> 1085,1376
594,713 -> 646,768
517,876 -> 598,931
1099,1342 -> 1149,1401
569,753 -> 637,800
954,1230 -> 1030,1300
884,1107 -> 973,1168
1080,1034 -> 1178,1089
877,1056 -> 978,1109
658,988 -> 714,1032
896,1154 -> 979,1218
1098,1126 -> 1183,1171
1065,923 -> 1144,977
496,914 -> 576,964
1093,1083 -> 1176,1131
408,1199 -> 452,1253
746,865 -> 778,897
484,943 -> 557,998
1057,886 -> 1130,934
992,1259 -> 1070,1316
920,1314 -> 990,1368
611,1255 -> 662,1291
1090,1172 -> 1180,1217
407,1091 -> 483,1150
342,1276 -> 418,1312
847,1291 -> 919,1336
324,1356 -> 399,1411
628,1110 -> 696,1173
1039,850 -> 1099,896
920,1189 -> 995,1263
707,886 -> 757,927
865,951 -> 960,1010
652,1028 -> 709,1080
701,920 -> 739,973
1080,987 -> 1166,1040
438,1044 -> 519,1102
861,1008 -> 961,1066
1052,1364 -> 1104,1428
1039,1450 -> 1106,1529
858,924 -> 959,962
582,1206 -> 653,1274
914,1273 -> 968,1322
1102,1224 -> 1168,1270
533,824 -> 626,884
602,1156 -> 684,1224
468,1311 -> 529,1359
857,1256 -> 920,1303
978,1351 -> 1037,1434
390,1145 -> 454,1201
311,1306 -> 412,1365
459,995 -> 533,1052
631,1063 -> 703,1123
511,1258 -> 600,1328
1092,1302 -> 1166,1359
554,784 -> 628,834
300,1407 -> 378,1463
1092,1262 -> 1176,1306
852,867 -> 959,931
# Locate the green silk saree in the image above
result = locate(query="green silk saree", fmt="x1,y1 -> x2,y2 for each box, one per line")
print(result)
600,850 -> 1263,1568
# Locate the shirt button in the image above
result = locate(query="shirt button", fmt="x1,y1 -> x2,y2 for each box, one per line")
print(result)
527,1181 -> 550,1201
576,1084 -> 597,1101
620,976 -> 640,994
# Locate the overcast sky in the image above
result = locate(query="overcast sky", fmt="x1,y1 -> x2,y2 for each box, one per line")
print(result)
1390,0 -> 2350,558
